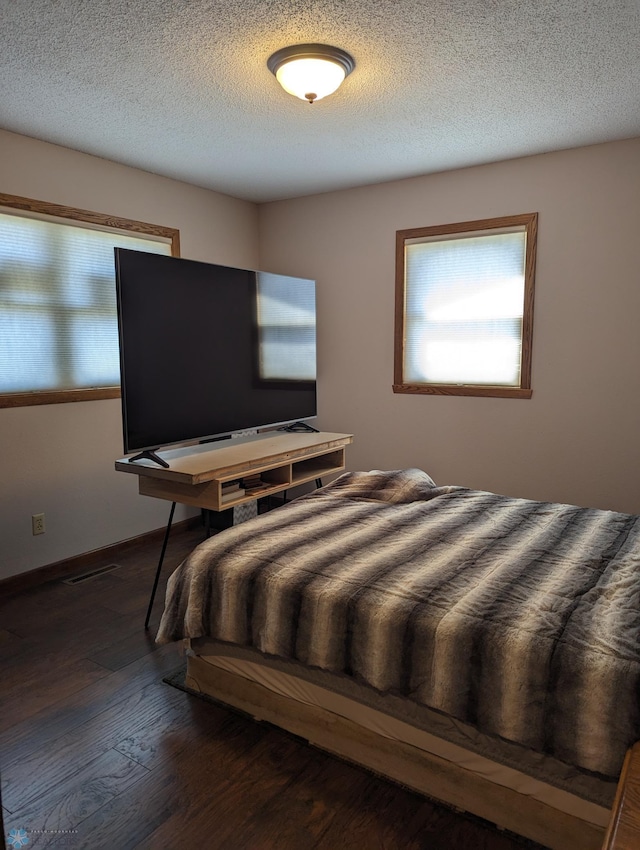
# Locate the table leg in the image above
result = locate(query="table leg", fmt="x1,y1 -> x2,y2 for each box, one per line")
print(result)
144,501 -> 176,630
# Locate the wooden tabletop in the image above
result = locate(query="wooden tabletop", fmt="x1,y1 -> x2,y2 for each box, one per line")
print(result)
115,431 -> 353,484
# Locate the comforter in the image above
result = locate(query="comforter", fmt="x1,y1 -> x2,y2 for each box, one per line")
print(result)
157,469 -> 640,779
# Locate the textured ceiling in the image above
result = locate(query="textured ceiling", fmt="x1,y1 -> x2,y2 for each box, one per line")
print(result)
1,0 -> 639,202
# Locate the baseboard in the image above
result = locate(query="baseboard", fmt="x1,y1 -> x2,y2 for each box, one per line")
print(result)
0,515 -> 203,596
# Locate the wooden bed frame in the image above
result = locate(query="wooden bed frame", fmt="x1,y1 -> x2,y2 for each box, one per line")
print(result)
185,654 -> 607,850
602,742 -> 640,849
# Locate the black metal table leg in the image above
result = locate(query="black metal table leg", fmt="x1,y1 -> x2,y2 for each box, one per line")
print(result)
144,501 -> 176,630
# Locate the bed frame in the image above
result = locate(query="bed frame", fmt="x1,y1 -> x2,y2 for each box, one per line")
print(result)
185,653 -> 606,850
602,742 -> 640,849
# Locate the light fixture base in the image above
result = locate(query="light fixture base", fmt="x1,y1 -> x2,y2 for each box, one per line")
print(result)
267,43 -> 355,78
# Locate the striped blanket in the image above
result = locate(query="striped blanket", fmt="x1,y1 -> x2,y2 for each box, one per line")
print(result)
157,468 -> 640,779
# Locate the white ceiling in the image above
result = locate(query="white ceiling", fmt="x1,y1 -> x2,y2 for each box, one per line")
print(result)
2,0 -> 639,203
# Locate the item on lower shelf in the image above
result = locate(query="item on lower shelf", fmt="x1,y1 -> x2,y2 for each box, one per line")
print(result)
221,487 -> 245,503
221,480 -> 242,493
240,475 -> 271,495
240,474 -> 263,488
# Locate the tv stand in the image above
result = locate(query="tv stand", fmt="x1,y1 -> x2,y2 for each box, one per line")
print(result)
281,421 -> 319,433
127,449 -> 170,469
115,431 -> 353,628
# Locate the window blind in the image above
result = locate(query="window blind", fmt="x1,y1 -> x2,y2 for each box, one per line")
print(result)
0,212 -> 171,394
404,230 -> 527,386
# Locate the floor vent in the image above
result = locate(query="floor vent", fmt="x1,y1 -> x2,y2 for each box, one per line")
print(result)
63,564 -> 121,585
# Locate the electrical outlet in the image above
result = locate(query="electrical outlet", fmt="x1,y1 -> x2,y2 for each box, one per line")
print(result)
32,513 -> 45,535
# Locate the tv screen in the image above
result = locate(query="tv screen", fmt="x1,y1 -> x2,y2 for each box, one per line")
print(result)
115,249 -> 317,454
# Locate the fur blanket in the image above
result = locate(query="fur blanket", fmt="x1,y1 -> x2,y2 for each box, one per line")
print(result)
157,469 -> 640,779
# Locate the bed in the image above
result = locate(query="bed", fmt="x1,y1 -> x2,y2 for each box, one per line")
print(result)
157,468 -> 640,849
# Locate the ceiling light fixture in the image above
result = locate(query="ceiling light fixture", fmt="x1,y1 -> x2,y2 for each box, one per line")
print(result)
267,43 -> 355,104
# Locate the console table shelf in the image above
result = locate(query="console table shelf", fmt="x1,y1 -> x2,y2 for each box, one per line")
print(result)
115,431 -> 353,512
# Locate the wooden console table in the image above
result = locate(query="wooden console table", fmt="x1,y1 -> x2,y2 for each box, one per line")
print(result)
115,431 -> 353,627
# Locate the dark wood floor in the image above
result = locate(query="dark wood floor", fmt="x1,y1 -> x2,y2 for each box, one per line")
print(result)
1,520 -> 546,850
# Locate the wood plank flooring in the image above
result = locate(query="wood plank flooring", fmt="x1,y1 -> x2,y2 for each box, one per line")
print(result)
1,521 -> 546,849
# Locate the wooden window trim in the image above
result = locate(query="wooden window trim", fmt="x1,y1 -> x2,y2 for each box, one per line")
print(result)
393,213 -> 537,399
0,192 -> 180,409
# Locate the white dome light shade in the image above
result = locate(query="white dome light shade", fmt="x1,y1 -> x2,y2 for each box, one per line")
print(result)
268,44 -> 355,104
276,58 -> 345,103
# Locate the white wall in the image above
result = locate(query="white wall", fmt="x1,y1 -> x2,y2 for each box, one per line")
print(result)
258,139 -> 640,515
0,130 -> 259,579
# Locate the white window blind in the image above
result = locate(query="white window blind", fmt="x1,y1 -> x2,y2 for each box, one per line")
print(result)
404,229 -> 527,387
0,211 -> 172,395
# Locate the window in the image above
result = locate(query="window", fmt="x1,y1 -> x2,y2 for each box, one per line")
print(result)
394,213 -> 537,399
0,193 -> 180,408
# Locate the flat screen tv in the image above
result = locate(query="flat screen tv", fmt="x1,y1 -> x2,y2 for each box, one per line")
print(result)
115,249 -> 317,460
